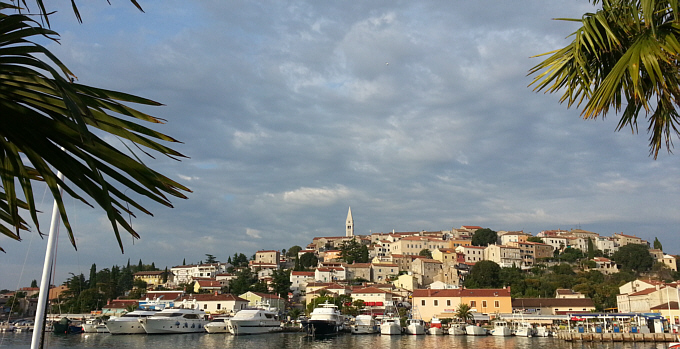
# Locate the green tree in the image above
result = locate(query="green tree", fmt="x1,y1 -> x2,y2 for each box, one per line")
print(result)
229,268 -> 257,295
587,238 -> 595,259
287,245 -> 302,257
271,269 -> 292,299
0,2 -> 190,252
288,308 -> 302,320
205,254 -> 218,263
88,263 -> 97,289
339,238 -> 369,264
653,237 -> 663,250
464,260 -> 502,288
529,0 -> 680,158
471,228 -> 498,246
30,279 -> 37,288
300,252 -> 319,269
558,247 -> 585,263
526,236 -> 543,243
419,249 -> 433,259
612,243 -> 654,273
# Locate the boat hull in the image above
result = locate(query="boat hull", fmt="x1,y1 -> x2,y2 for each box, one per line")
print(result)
352,324 -> 379,334
105,319 -> 147,335
491,327 -> 512,336
466,325 -> 487,336
380,323 -> 401,335
305,320 -> 341,336
405,324 -> 425,335
427,327 -> 444,335
140,318 -> 208,334
228,319 -> 282,335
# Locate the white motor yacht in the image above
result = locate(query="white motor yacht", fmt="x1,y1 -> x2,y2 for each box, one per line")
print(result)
139,300 -> 208,334
304,301 -> 344,336
205,316 -> 232,334
351,314 -> 378,334
380,315 -> 402,335
105,309 -> 162,334
404,318 -> 425,335
228,305 -> 282,335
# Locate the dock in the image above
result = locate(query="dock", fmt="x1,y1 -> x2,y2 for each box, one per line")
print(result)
557,331 -> 678,342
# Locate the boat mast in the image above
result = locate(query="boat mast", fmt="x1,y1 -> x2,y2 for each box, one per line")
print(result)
31,171 -> 65,349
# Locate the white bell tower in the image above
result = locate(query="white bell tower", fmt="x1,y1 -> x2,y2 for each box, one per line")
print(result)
346,207 -> 354,237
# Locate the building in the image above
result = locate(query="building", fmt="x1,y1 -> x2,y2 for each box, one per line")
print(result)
350,286 -> 401,313
133,271 -> 165,287
612,233 -> 647,247
170,263 -> 230,285
239,291 -> 286,312
193,279 -> 222,293
389,236 -> 448,257
411,258 -> 442,286
370,263 -> 399,282
484,244 -> 522,268
346,207 -> 354,237
555,289 -> 585,299
512,298 -> 596,315
315,266 -> 346,282
179,294 -> 248,314
255,250 -> 280,266
412,287 -> 512,322
344,263 -> 371,282
454,245 -> 486,264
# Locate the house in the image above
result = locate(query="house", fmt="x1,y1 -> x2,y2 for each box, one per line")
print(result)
432,248 -> 458,266
370,263 -> 399,283
484,244 -> 522,268
412,287 -> 512,322
315,266 -> 346,282
555,289 -> 585,299
612,233 -> 647,247
193,279 -> 222,293
499,231 -> 530,246
506,241 -> 553,266
322,250 -> 342,262
411,258 -> 442,286
588,257 -> 619,275
392,274 -> 418,291
290,271 -> 315,294
454,245 -> 485,264
178,294 -> 248,315
305,284 -> 351,306
389,236 -> 448,257
170,263 -> 230,285
350,286 -> 401,313
513,298 -> 595,315
344,263 -> 371,282
617,284 -> 680,313
239,291 -> 286,312
102,299 -> 139,317
133,271 -> 165,287
255,250 -> 280,266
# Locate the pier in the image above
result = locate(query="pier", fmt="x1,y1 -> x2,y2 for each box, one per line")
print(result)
557,330 -> 677,342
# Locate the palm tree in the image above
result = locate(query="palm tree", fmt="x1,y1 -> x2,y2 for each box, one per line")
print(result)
454,303 -> 475,323
529,0 -> 680,158
0,1 -> 189,252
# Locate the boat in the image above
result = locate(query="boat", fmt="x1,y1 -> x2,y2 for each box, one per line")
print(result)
351,314 -> 379,334
52,318 -> 83,334
228,305 -> 282,335
535,325 -> 551,337
490,320 -> 512,336
404,318 -> 425,335
205,315 -> 232,334
512,320 -> 535,337
304,301 -> 344,336
82,318 -> 109,333
138,300 -> 208,334
105,309 -> 163,334
380,315 -> 402,335
448,322 -> 466,335
465,323 -> 487,336
427,315 -> 444,335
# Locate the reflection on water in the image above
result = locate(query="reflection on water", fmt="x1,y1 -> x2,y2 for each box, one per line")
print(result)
0,331 -> 676,349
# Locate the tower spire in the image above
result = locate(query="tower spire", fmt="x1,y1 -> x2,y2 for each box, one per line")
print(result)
346,207 -> 354,237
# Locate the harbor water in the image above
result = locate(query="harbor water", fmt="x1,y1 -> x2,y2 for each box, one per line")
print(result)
0,332 -> 676,349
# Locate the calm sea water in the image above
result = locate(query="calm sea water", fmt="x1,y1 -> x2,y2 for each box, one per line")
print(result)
0,332 -> 675,349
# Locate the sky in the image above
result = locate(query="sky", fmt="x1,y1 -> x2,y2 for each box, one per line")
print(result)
3,0 -> 680,291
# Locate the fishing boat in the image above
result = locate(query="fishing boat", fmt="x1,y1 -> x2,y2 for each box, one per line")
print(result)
448,322 -> 466,335
465,323 -> 487,336
512,320 -> 535,337
139,300 -> 208,334
351,314 -> 379,334
205,315 -> 232,334
404,318 -> 425,335
228,305 -> 282,335
427,316 -> 444,335
380,314 -> 402,335
304,301 -> 344,336
490,320 -> 512,336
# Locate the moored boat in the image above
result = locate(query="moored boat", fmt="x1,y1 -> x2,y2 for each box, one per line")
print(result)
404,318 -> 425,335
465,323 -> 487,336
512,321 -> 535,337
380,315 -> 402,335
303,301 -> 343,336
138,300 -> 208,334
352,314 -> 378,334
82,318 -> 109,333
205,315 -> 232,334
448,322 -> 466,335
490,320 -> 511,336
228,305 -> 282,335
105,309 -> 162,334
427,316 -> 444,335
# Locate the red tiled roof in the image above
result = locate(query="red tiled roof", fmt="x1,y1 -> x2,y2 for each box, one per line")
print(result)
179,294 -> 247,302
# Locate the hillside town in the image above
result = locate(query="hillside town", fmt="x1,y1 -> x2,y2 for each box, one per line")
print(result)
3,208 -> 679,330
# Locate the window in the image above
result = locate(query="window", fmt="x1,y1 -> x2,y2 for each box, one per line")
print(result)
421,300 -> 426,306
217,304 -> 221,310
482,301 -> 487,308
447,300 -> 451,306
494,301 -> 499,308
203,304 -> 207,310
434,300 -> 439,306
470,301 -> 476,307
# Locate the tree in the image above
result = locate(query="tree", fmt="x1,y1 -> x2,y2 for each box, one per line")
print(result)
654,237 -> 663,250
270,269 -> 292,299
471,228 -> 498,246
454,303 -> 474,323
464,260 -> 502,288
30,279 -> 37,288
529,0 -> 680,158
287,245 -> 302,257
205,254 -> 218,264
339,238 -> 369,264
88,263 -> 97,289
0,1 -> 190,253
300,252 -> 319,269
419,249 -> 433,259
526,236 -> 543,243
612,243 -> 654,273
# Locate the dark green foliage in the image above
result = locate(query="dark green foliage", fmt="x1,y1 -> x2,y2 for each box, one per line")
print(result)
339,238 -> 369,264
526,236 -> 543,243
88,264 -> 97,289
205,254 -> 217,263
558,247 -> 584,262
287,245 -> 302,257
471,228 -> 498,246
419,249 -> 433,259
464,260 -> 502,288
30,279 -> 37,288
654,237 -> 663,250
612,244 -> 654,273
300,252 -> 318,268
271,269 -> 292,299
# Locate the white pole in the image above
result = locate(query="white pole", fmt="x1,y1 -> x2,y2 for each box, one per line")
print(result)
31,171 -> 64,349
